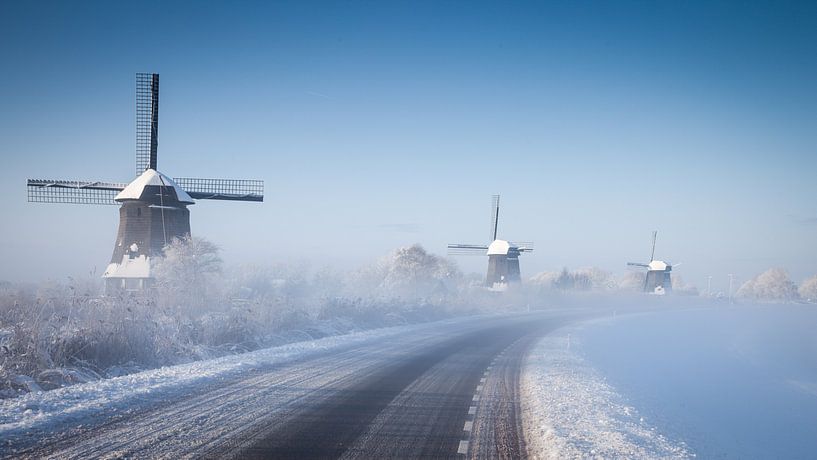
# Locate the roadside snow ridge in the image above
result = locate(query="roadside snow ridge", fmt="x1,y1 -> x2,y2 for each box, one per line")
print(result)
521,327 -> 693,459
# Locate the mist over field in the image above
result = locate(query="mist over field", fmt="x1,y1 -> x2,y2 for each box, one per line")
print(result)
2,235 -> 815,398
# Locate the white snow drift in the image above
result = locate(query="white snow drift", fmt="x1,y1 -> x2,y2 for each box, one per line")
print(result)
521,321 -> 692,459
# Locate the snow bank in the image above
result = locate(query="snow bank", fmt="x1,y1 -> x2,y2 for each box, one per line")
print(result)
0,320 -> 443,440
521,321 -> 692,459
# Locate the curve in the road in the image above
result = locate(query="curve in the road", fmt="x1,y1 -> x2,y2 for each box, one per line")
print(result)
15,311 -> 595,460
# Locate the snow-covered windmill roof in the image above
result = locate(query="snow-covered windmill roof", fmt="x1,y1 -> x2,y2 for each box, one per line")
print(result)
115,169 -> 194,204
487,239 -> 511,255
648,260 -> 670,271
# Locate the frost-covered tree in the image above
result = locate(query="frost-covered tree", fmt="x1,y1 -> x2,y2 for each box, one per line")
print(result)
554,268 -> 586,291
228,264 -> 276,300
529,267 -> 615,291
152,236 -> 223,310
618,271 -> 646,291
574,267 -> 616,290
355,244 -> 461,301
799,275 -> 817,302
528,271 -> 560,289
736,268 -> 799,302
671,275 -> 699,296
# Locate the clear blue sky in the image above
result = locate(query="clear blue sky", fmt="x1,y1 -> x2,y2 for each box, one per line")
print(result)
1,1 -> 815,292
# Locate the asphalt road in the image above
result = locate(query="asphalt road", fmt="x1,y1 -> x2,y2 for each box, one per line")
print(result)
14,311 -> 594,459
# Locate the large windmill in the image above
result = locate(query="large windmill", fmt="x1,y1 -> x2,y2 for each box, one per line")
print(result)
27,73 -> 264,292
448,195 -> 534,287
627,230 -> 674,295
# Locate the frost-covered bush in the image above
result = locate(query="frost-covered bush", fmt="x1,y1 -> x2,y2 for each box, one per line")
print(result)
798,275 -> 817,303
0,280 -> 183,395
351,244 -> 462,302
671,275 -> 699,296
736,268 -> 799,302
576,267 -> 617,290
529,270 -> 560,288
529,267 -> 615,291
618,271 -> 647,291
152,236 -> 223,312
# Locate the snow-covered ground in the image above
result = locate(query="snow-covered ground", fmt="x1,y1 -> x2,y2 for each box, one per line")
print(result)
521,318 -> 692,459
0,317 -> 470,445
523,305 -> 817,459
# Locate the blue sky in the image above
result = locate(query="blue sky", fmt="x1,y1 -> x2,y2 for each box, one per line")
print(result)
1,1 -> 815,292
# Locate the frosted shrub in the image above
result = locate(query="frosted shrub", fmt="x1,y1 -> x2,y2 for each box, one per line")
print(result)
799,275 -> 817,303
618,271 -> 646,291
671,275 -> 699,296
575,267 -> 617,290
354,244 -> 462,302
529,267 -> 615,291
529,270 -> 560,288
736,268 -> 799,302
152,236 -> 223,312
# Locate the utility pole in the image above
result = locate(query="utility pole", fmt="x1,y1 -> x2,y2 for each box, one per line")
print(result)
728,274 -> 735,304
707,276 -> 712,297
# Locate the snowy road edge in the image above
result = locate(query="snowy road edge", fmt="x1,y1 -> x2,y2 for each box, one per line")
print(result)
520,320 -> 694,459
0,316 -> 478,439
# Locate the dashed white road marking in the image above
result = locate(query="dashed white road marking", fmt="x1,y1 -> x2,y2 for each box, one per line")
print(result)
479,377 -> 486,383
468,406 -> 476,415
476,385 -> 483,392
458,440 -> 469,454
463,420 -> 473,432
472,394 -> 480,402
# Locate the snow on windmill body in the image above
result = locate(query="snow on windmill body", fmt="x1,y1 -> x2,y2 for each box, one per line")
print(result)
627,231 -> 674,295
27,73 -> 264,292
448,195 -> 534,288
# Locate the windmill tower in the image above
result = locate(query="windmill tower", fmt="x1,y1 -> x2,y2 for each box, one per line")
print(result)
448,195 -> 534,288
627,230 -> 674,295
27,73 -> 264,292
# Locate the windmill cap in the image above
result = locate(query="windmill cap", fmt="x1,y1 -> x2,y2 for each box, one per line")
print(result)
115,169 -> 194,204
648,260 -> 670,271
487,239 -> 511,255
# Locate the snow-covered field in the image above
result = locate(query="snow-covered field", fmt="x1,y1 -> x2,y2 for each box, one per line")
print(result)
523,305 -> 817,459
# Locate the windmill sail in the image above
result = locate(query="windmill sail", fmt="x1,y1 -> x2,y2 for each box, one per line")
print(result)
510,241 -> 535,252
136,73 -> 159,175
490,194 -> 500,241
447,243 -> 489,255
27,179 -> 126,205
174,177 -> 264,202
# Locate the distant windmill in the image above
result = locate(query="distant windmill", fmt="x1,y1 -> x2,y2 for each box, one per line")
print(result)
27,73 -> 264,292
448,195 -> 534,287
627,230 -> 674,295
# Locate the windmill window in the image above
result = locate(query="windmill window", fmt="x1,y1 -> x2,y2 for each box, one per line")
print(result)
137,207 -> 141,217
